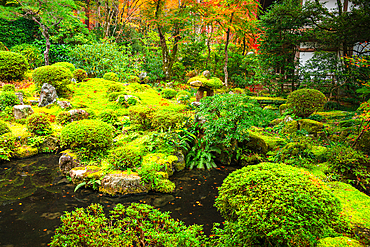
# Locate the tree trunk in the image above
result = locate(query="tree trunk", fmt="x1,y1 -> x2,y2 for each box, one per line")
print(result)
32,17 -> 51,65
224,27 -> 231,87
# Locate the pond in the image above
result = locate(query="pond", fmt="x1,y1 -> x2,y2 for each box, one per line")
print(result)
0,154 -> 237,246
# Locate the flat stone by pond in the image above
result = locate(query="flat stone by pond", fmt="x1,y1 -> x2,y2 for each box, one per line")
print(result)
0,154 -> 237,246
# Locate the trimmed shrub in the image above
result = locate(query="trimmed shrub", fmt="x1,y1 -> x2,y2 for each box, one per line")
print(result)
161,88 -> 177,99
0,51 -> 29,81
49,203 -> 206,246
32,65 -> 73,94
10,44 -> 43,69
106,83 -> 123,94
52,62 -> 75,72
2,84 -> 15,92
214,162 -> 348,247
103,72 -> 119,82
108,145 -> 145,169
98,109 -> 118,125
0,133 -> 16,161
0,120 -> 11,136
0,91 -> 20,111
26,113 -> 52,136
72,68 -> 87,82
287,88 -> 327,118
151,109 -> 185,130
61,119 -> 114,151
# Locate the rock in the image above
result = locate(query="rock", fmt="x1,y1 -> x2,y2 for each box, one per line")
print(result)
15,92 -> 24,105
284,115 -> 294,122
190,80 -> 203,87
40,136 -> 60,153
356,130 -> 370,155
38,83 -> 58,107
282,120 -> 298,134
202,70 -> 211,79
69,165 -> 103,184
124,95 -> 134,101
29,100 -> 38,106
165,82 -> 174,88
57,101 -> 72,109
100,172 -> 149,195
298,119 -> 324,135
59,150 -> 80,174
69,167 -> 87,184
68,109 -> 89,120
173,151 -> 186,171
240,132 -> 269,154
269,118 -> 283,126
195,86 -> 214,102
139,72 -> 147,81
13,105 -> 34,119
153,195 -> 175,207
14,145 -> 38,159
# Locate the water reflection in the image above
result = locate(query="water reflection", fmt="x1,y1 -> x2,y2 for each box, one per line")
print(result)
0,154 -> 237,247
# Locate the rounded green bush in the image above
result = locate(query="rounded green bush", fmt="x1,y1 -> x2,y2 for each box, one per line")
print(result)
61,119 -> 114,151
52,62 -> 76,72
27,113 -> 52,136
106,83 -> 123,94
161,88 -> 177,99
2,84 -> 15,92
72,68 -> 87,82
0,120 -> 11,136
11,44 -> 43,69
215,162 -> 347,247
0,51 -> 29,82
103,72 -> 119,82
32,65 -> 73,93
108,145 -> 145,169
287,88 -> 327,117
0,91 -> 20,111
98,109 -> 118,125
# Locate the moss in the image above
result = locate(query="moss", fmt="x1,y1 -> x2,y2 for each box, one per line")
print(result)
317,237 -> 364,247
0,120 -> 10,135
315,111 -> 351,120
154,179 -> 175,193
14,145 -> 38,158
142,153 -> 177,176
282,120 -> 299,134
250,96 -> 287,106
188,76 -> 223,89
356,130 -> 370,155
328,182 -> 370,229
263,105 -> 278,110
298,119 -> 324,134
248,128 -> 286,150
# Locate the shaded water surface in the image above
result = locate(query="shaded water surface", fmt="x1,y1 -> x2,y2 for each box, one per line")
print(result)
0,154 -> 237,246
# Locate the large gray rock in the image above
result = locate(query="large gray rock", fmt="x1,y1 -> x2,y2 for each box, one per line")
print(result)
100,172 -> 149,195
13,105 -> 33,119
38,83 -> 58,107
59,150 -> 80,174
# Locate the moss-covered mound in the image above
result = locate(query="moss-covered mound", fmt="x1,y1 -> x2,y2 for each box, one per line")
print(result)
287,88 -> 327,117
215,162 -> 348,247
61,119 -> 114,151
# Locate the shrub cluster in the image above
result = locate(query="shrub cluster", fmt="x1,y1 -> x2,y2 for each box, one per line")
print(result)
72,68 -> 87,82
103,72 -> 119,82
0,91 -> 20,111
50,203 -> 206,246
161,88 -> 177,99
98,109 -> 118,125
10,44 -> 43,69
60,119 -> 114,151
0,51 -> 29,81
32,65 -> 73,94
52,62 -> 75,72
2,84 -> 15,92
0,120 -> 11,136
26,113 -> 53,136
108,145 -> 145,169
287,88 -> 327,118
214,162 -> 348,247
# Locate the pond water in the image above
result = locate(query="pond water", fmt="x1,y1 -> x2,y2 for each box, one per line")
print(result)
0,154 -> 237,247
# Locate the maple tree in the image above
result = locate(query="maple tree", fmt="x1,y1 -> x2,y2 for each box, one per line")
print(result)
190,0 -> 259,86
0,0 -> 80,65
